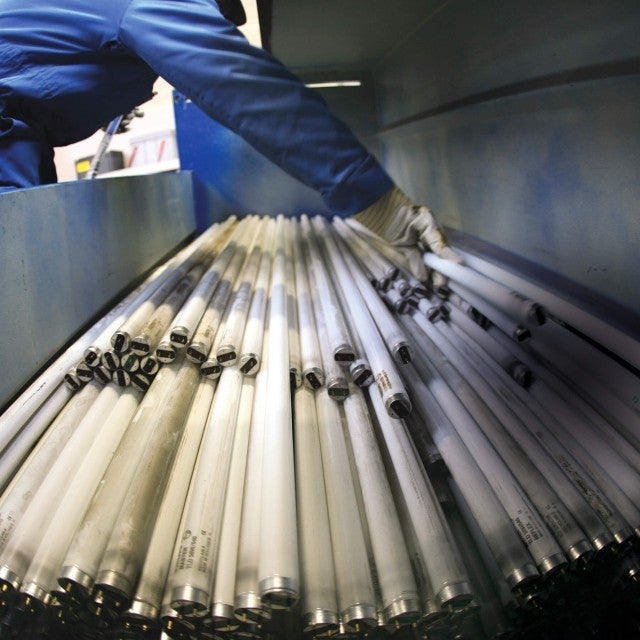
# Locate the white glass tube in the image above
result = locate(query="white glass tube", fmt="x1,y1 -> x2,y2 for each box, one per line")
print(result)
129,377 -> 216,623
448,305 -> 532,387
400,367 -> 539,591
528,328 -> 640,455
294,385 -> 338,633
0,385 -> 73,493
418,314 -> 596,562
284,219 -> 302,388
95,362 -> 202,607
210,376 -> 255,627
301,215 -> 355,362
168,366 -> 243,615
448,281 -> 531,343
407,329 -> 566,576
217,229 -> 263,367
130,265 -> 205,356
342,385 -> 421,623
423,253 -> 545,327
333,217 -> 397,283
456,248 -> 640,371
20,387 -> 142,605
0,220 -> 228,450
58,361 -> 183,600
239,219 -> 274,376
320,225 -> 372,388
315,390 -> 376,628
187,240 -> 247,364
363,386 -> 473,613
0,384 -> 121,593
488,327 -> 640,539
331,219 -> 414,366
110,227 -> 227,354
317,218 -> 411,418
258,216 -> 299,609
234,333 -> 269,623
169,227 -> 243,348
291,220 -> 324,390
0,383 -> 100,553
434,316 -> 610,558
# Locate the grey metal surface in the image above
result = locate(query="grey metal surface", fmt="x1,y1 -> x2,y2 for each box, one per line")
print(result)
0,173 -> 197,410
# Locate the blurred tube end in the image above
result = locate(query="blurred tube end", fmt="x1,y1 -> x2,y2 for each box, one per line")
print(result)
506,563 -> 539,591
436,581 -> 474,609
259,576 -> 299,610
58,565 -> 94,600
341,603 -> 377,628
302,608 -> 338,633
384,594 -> 421,625
210,602 -> 240,630
234,592 -> 272,622
538,553 -> 568,578
170,585 -> 209,616
567,540 -> 594,565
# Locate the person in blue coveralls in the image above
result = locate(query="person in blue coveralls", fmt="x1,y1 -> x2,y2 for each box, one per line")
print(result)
0,0 -> 459,277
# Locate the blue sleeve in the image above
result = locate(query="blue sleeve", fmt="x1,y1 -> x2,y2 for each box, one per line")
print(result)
118,0 -> 393,216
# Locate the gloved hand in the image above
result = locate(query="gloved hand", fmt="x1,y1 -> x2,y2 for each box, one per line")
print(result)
354,186 -> 462,283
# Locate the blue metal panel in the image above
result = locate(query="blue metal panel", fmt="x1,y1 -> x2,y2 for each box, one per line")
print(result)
379,76 -> 640,316
0,173 -> 197,409
375,0 -> 640,126
173,92 -> 329,222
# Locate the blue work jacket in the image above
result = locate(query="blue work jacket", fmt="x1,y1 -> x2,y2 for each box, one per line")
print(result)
0,0 -> 392,215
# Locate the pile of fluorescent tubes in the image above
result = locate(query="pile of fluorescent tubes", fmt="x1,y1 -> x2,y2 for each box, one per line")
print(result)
0,213 -> 638,640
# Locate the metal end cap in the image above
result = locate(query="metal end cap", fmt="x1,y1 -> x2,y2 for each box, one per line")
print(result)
156,345 -> 177,363
385,393 -> 412,419
303,608 -> 338,632
111,369 -> 131,387
418,604 -> 448,630
83,346 -> 102,367
170,327 -> 190,347
186,343 -> 208,363
217,345 -> 238,365
58,565 -> 94,598
513,326 -> 531,342
239,354 -> 259,375
394,343 -> 413,364
18,589 -> 48,614
171,585 -> 209,616
111,331 -> 130,353
327,377 -> 350,399
590,532 -> 615,556
567,540 -> 594,564
341,603 -> 377,628
538,552 -> 568,578
209,603 -> 240,630
506,563 -> 539,590
127,598 -> 160,621
350,363 -> 373,388
436,582 -> 474,609
0,567 -> 21,593
94,575 -> 132,608
613,527 -> 634,546
303,367 -> 324,389
334,344 -> 356,362
511,362 -> 533,388
529,303 -> 546,326
130,335 -> 151,355
384,595 -> 421,624
234,592 -> 271,622
259,576 -> 299,610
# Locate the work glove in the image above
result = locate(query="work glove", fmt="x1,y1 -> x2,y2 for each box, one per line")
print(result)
354,186 -> 462,283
